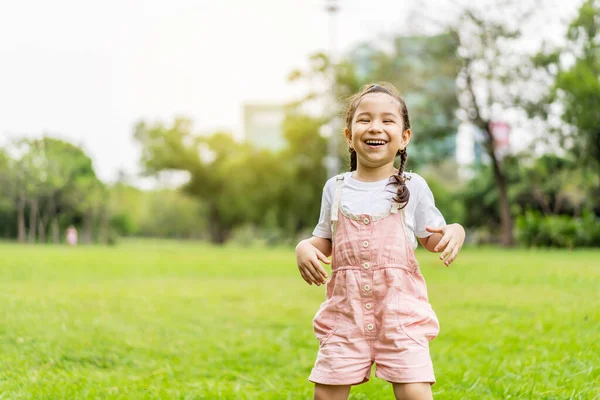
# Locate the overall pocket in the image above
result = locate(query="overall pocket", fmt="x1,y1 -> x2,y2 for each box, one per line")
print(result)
397,295 -> 440,349
313,299 -> 340,347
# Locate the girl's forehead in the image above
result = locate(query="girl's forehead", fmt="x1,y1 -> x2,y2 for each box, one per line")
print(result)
355,93 -> 401,114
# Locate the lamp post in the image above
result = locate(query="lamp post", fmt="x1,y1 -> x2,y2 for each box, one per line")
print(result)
325,0 -> 340,178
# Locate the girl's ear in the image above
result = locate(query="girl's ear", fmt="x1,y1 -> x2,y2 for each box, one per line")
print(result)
344,127 -> 353,147
401,129 -> 412,148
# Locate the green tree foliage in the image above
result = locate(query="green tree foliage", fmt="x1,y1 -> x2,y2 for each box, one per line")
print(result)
133,113 -> 328,244
0,137 -> 100,243
134,118 -> 292,243
532,0 -> 600,170
277,112 -> 328,237
461,153 -> 599,246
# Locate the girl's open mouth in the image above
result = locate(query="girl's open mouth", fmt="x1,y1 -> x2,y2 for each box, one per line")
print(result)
364,139 -> 388,148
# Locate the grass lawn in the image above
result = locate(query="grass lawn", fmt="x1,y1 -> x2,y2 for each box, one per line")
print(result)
0,240 -> 599,399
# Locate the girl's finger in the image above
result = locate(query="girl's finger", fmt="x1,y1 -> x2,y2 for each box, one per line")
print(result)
435,235 -> 451,253
313,257 -> 329,278
303,263 -> 323,285
297,265 -> 311,285
316,249 -> 331,265
441,240 -> 456,264
446,246 -> 460,266
311,259 -> 328,283
298,268 -> 312,285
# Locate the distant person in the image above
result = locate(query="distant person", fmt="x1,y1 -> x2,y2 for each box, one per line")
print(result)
295,83 -> 466,400
66,225 -> 78,246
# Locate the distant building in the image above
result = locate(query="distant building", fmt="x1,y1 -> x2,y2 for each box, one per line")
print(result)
456,123 -> 482,181
243,103 -> 286,151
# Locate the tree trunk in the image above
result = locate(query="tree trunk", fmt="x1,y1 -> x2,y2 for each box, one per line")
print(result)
44,199 -> 60,244
38,219 -> 46,243
38,199 -> 51,244
99,208 -> 109,245
17,194 -> 26,243
51,218 -> 60,244
485,127 -> 514,247
28,199 -> 38,243
82,209 -> 93,244
208,203 -> 229,244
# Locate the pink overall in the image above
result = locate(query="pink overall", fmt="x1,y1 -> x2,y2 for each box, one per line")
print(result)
309,175 -> 440,385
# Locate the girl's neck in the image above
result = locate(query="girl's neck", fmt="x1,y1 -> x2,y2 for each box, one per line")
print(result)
352,164 -> 396,182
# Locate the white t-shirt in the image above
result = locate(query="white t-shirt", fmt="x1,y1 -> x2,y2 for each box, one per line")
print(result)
312,172 -> 446,249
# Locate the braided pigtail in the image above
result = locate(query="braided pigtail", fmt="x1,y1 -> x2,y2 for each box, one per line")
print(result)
391,149 -> 410,208
349,148 -> 357,171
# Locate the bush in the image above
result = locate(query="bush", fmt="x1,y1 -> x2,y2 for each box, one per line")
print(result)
517,210 -> 600,248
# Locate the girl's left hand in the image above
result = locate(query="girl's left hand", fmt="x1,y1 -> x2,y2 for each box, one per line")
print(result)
426,224 -> 466,266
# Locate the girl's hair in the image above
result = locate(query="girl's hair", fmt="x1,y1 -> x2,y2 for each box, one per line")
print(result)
344,82 -> 411,207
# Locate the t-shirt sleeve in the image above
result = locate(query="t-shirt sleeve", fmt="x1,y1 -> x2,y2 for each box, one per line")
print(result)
312,179 -> 334,239
414,178 -> 446,238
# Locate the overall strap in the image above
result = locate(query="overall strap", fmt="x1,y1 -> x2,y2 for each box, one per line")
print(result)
330,174 -> 345,238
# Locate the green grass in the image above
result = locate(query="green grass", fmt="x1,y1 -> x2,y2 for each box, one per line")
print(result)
0,240 -> 599,399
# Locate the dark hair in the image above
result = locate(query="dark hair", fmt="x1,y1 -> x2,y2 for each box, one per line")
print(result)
345,82 -> 411,207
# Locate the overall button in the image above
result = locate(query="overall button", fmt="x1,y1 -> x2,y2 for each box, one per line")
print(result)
362,241 -> 369,248
363,284 -> 371,292
367,323 -> 374,331
365,303 -> 372,310
363,262 -> 370,270
363,217 -> 370,225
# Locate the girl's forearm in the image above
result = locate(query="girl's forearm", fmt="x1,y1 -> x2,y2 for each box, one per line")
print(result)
306,236 -> 333,258
420,233 -> 443,252
296,236 -> 333,258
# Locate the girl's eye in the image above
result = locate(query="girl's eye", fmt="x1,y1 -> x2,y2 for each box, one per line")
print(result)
357,119 -> 369,123
384,120 -> 393,123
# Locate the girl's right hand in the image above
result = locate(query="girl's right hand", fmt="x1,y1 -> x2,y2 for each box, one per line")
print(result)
295,240 -> 330,286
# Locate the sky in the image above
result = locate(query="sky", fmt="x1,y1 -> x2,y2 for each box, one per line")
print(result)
0,0 -> 581,184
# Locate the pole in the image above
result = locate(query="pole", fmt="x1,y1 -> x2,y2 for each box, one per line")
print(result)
325,0 -> 340,178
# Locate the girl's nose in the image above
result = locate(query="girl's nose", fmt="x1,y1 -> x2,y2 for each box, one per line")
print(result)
369,122 -> 383,133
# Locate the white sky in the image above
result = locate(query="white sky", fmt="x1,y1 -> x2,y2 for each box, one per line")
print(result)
0,0 -> 580,183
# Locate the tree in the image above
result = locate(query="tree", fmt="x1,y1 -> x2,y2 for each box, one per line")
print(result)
134,118 -> 260,243
448,5 -> 538,246
276,112 -> 328,237
531,0 -> 600,171
33,137 -> 97,243
0,148 -> 17,238
0,136 -> 100,244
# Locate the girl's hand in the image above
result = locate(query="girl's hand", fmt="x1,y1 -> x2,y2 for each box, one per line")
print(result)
295,240 -> 330,286
426,224 -> 466,267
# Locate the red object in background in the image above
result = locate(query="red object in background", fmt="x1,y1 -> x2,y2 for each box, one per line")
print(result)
489,121 -> 511,160
489,122 -> 510,149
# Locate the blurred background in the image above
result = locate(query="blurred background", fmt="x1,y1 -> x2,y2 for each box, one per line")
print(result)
1,1 -> 600,398
0,0 -> 598,249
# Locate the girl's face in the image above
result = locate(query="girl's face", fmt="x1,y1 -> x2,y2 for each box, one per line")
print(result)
345,92 -> 411,169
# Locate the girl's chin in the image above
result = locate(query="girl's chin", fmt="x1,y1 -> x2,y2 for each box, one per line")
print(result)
357,156 -> 397,167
